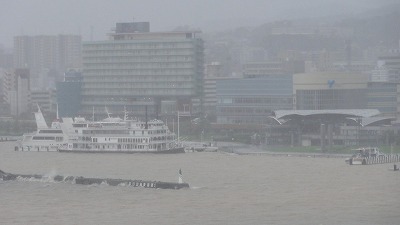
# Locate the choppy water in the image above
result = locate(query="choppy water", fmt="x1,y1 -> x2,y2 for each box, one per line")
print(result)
0,142 -> 399,225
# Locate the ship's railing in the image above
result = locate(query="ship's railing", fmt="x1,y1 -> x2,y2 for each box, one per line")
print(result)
363,155 -> 400,165
351,154 -> 400,165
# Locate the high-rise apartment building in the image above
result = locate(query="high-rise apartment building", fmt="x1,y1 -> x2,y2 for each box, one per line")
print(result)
0,47 -> 13,69
13,35 -> 81,90
370,55 -> 400,82
81,22 -> 204,118
58,35 -> 82,71
368,55 -> 400,119
3,69 -> 30,116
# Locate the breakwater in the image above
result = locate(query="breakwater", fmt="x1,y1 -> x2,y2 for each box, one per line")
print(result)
0,170 -> 189,189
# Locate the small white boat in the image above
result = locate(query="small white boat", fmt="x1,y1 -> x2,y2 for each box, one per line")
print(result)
346,147 -> 384,165
184,142 -> 218,152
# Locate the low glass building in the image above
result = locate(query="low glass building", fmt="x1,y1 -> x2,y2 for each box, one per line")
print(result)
216,75 -> 293,126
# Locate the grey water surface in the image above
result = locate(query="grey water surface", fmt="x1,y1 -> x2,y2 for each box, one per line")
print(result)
0,142 -> 399,225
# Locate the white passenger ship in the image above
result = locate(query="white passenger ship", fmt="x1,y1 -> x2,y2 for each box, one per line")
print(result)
58,112 -> 184,154
15,107 -> 70,152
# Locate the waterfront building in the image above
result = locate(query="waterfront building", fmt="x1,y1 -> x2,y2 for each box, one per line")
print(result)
367,82 -> 400,119
294,72 -> 369,110
0,47 -> 13,69
370,56 -> 400,82
56,70 -> 82,117
328,61 -> 374,74
366,56 -> 400,119
81,22 -> 204,118
243,60 -> 304,79
378,55 -> 400,71
57,35 -> 82,71
243,61 -> 284,78
268,109 -> 395,147
30,89 -> 56,116
0,68 -> 9,115
216,75 -> 293,127
203,62 -> 228,119
3,69 -> 30,116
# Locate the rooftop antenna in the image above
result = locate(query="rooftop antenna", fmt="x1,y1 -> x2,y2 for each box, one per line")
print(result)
92,106 -> 95,122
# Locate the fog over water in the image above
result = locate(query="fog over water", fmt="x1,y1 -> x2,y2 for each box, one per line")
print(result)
0,0 -> 398,47
0,142 -> 399,225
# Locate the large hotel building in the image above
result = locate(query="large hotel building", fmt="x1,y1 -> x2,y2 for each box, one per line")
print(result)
81,22 -> 204,118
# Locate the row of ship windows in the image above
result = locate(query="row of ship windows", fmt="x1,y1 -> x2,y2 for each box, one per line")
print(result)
32,136 -> 63,141
74,144 -> 148,150
91,138 -> 149,143
80,130 -> 167,137
38,130 -> 63,134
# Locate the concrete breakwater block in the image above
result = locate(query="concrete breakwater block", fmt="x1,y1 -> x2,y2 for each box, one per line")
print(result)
0,170 -> 189,190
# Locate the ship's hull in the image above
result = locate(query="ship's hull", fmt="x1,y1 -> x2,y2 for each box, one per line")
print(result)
58,147 -> 185,154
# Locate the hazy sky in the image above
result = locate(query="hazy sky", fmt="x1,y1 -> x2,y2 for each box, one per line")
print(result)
0,0 -> 396,48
